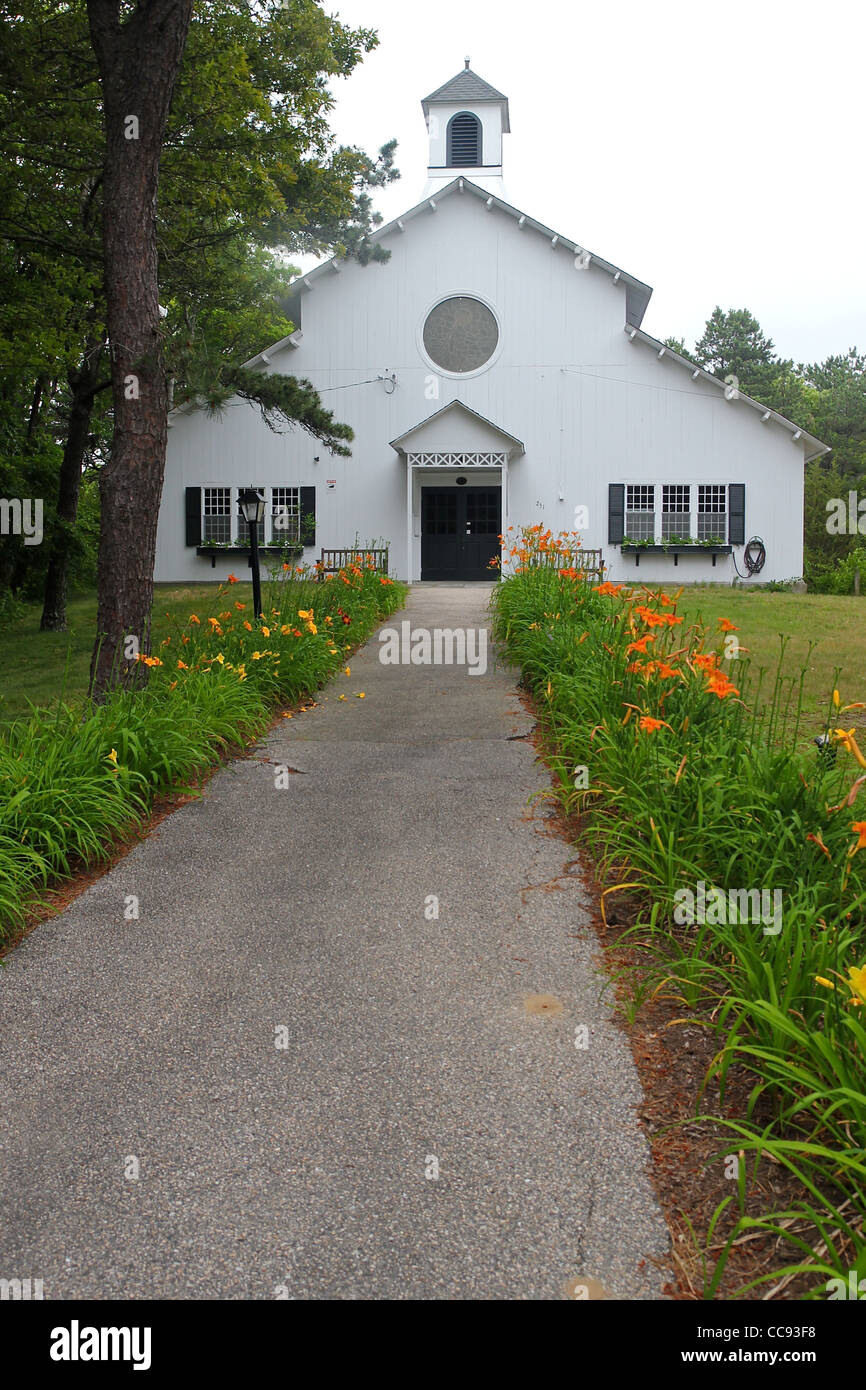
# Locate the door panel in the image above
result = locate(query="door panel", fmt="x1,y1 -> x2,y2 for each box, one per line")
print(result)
421,486 -> 501,580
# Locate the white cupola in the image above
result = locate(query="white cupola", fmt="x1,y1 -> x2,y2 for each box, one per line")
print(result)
421,59 -> 510,199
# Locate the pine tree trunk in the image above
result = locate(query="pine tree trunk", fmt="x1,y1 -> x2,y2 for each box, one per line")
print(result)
85,0 -> 193,697
40,352 -> 104,632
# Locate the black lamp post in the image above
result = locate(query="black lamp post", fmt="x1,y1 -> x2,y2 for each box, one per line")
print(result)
238,486 -> 266,619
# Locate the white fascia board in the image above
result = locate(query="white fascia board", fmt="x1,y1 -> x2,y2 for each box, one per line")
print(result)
242,331 -> 302,370
282,178 -> 653,328
625,326 -> 830,461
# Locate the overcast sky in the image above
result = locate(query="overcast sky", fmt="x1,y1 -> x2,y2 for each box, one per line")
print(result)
300,0 -> 864,365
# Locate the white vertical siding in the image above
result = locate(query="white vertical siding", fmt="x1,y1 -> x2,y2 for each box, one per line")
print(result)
156,189 -> 807,585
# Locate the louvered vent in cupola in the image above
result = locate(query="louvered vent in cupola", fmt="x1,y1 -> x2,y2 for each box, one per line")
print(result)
447,112 -> 482,166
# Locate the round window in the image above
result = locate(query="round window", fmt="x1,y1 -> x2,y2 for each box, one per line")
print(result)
422,296 -> 499,374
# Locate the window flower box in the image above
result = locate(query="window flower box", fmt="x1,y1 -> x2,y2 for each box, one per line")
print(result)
620,543 -> 732,568
196,543 -> 303,570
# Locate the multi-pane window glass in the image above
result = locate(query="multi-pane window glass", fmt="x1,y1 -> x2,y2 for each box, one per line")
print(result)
203,487 -> 232,543
662,484 -> 691,540
698,484 -> 727,542
465,490 -> 499,535
422,491 -> 458,535
626,485 -> 655,541
271,486 -> 301,544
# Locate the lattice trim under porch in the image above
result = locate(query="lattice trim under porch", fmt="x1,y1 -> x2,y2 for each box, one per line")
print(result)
406,452 -> 507,468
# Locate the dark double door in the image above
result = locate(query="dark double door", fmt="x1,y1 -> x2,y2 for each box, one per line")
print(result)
421,486 -> 501,580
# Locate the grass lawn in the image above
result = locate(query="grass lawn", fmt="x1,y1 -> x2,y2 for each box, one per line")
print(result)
0,583 -> 264,724
663,586 -> 866,738
1,581 -> 865,738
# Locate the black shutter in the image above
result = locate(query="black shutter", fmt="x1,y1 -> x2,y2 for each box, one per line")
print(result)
728,484 -> 745,544
300,486 -> 316,546
608,484 -> 625,544
185,487 -> 202,546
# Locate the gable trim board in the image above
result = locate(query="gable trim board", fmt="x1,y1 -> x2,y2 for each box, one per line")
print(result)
624,327 -> 828,463
390,400 -> 524,457
233,176 -> 824,464
264,176 -> 654,344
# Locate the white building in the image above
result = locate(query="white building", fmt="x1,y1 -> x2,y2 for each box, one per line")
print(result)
156,62 -> 828,586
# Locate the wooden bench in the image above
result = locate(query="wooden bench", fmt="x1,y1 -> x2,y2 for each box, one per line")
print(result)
317,547 -> 390,581
526,548 -> 604,582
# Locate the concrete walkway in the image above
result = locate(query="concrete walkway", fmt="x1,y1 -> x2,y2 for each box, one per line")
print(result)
0,583 -> 668,1300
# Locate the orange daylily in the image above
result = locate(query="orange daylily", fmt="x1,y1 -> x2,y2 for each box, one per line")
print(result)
633,605 -> 668,628
718,618 -> 738,632
834,728 -> 866,770
850,821 -> 866,853
626,635 -> 654,655
638,715 -> 671,733
705,671 -> 739,700
832,689 -> 866,713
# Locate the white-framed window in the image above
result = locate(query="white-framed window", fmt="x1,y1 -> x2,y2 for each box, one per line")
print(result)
271,486 -> 301,544
662,484 -> 691,540
203,487 -> 232,543
626,485 -> 655,541
621,482 -> 728,544
199,486 -> 306,547
697,484 -> 727,542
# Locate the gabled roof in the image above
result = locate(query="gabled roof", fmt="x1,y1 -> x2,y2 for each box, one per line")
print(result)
624,325 -> 829,461
422,67 -> 510,132
282,176 -> 653,330
390,399 -> 524,456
